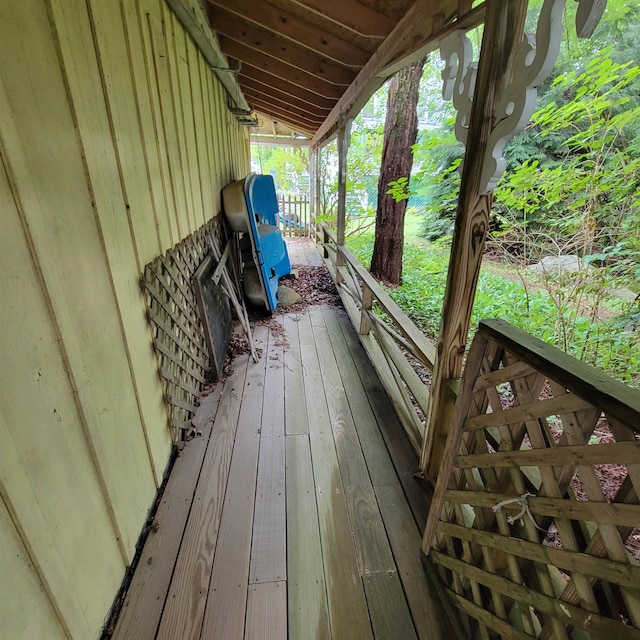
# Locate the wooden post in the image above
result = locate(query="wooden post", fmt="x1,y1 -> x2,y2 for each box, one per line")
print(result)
420,0 -> 528,479
309,145 -> 315,239
336,121 -> 350,266
314,146 -> 321,240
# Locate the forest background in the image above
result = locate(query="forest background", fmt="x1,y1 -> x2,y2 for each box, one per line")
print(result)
251,0 -> 640,387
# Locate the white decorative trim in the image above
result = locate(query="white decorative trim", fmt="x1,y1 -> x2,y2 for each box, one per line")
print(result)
440,0 -> 607,195
440,30 -> 476,148
481,0 -> 567,193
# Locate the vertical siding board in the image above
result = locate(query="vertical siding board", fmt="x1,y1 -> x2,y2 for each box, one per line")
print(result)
135,0 -> 180,248
121,0 -> 174,251
53,0 -> 172,486
163,8 -> 196,234
173,22 -> 200,231
188,41 -> 212,224
201,65 -> 218,208
0,155 -> 124,639
1,0 -> 155,558
1,0 -> 251,637
87,0 -> 162,270
0,495 -> 69,640
178,34 -> 205,228
199,56 -> 220,217
220,84 -> 233,183
147,6 -> 187,239
207,71 -> 225,195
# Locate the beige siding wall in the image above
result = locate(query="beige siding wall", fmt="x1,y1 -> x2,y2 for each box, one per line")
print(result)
0,0 -> 249,637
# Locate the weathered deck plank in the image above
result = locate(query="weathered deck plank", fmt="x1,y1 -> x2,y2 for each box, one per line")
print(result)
249,322 -> 286,584
283,314 -> 308,435
154,356 -> 249,640
311,308 -> 396,575
310,431 -> 374,639
199,327 -> 268,640
112,386 -> 224,640
375,482 -> 451,640
333,308 -> 430,530
321,307 -> 398,487
111,240 -> 450,640
245,582 -> 287,639
286,434 -> 331,640
363,572 -> 419,640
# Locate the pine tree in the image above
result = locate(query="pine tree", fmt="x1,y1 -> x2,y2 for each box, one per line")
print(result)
370,56 -> 426,285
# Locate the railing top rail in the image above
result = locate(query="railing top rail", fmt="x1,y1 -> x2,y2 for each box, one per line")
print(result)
322,224 -> 437,369
479,318 -> 640,428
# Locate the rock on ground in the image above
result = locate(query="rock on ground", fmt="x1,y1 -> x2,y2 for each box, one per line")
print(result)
277,284 -> 302,308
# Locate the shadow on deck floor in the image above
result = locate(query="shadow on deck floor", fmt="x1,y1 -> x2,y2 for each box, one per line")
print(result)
111,239 -> 452,640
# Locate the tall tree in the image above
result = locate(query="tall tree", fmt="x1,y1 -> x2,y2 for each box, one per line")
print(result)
370,57 -> 426,285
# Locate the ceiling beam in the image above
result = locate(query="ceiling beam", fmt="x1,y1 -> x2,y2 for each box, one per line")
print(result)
248,97 -> 325,127
220,37 -> 346,98
208,0 -> 370,66
311,1 -> 486,147
219,0 -> 381,53
243,86 -> 330,121
238,67 -> 336,109
211,8 -> 356,85
288,0 -> 395,38
240,76 -> 332,114
249,99 -> 321,132
209,0 -> 371,63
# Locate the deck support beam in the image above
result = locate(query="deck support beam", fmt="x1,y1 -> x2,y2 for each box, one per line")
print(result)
420,0 -> 528,478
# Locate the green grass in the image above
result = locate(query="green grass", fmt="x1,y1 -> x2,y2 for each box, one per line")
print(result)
346,227 -> 639,387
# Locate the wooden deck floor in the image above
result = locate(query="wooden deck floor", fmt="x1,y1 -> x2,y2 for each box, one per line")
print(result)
112,239 -> 450,640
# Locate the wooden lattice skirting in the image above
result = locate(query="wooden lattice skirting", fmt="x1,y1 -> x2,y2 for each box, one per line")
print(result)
143,218 -> 219,439
423,319 -> 640,639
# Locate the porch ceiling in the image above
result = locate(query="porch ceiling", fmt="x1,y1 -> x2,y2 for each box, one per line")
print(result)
205,0 -> 481,142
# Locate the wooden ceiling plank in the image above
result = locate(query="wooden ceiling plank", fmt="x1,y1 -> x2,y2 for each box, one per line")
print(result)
239,67 -> 336,110
210,7 -> 356,85
248,96 -> 325,125
208,0 -> 370,67
249,99 -> 326,127
208,0 -> 380,54
246,92 -> 324,127
244,88 -> 326,122
220,37 -> 346,98
312,0 -> 485,146
288,0 -> 395,38
240,78 -> 332,115
249,99 -> 320,132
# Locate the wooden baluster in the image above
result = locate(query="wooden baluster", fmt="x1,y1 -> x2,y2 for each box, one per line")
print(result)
359,283 -> 373,335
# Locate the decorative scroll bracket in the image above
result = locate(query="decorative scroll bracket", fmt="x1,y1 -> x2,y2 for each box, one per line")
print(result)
440,0 -> 608,194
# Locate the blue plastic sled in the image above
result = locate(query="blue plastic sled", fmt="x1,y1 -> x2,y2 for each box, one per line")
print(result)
222,174 -> 291,312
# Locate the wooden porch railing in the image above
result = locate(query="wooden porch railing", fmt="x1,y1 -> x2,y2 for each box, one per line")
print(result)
277,194 -> 310,237
423,318 -> 640,639
319,224 -> 437,453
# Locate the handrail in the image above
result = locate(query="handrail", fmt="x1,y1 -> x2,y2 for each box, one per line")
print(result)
480,318 -> 640,427
422,318 -> 640,638
322,226 -> 437,368
319,224 -> 437,453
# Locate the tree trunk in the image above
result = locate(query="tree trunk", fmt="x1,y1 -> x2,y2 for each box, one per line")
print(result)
370,57 -> 426,286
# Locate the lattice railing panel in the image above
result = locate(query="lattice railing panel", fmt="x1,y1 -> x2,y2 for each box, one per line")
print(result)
143,219 -> 218,439
423,319 -> 640,639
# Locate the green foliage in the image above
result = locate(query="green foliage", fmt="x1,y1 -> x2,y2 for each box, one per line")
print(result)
250,145 -> 309,196
340,6 -> 640,386
386,177 -> 411,202
347,231 -> 639,386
